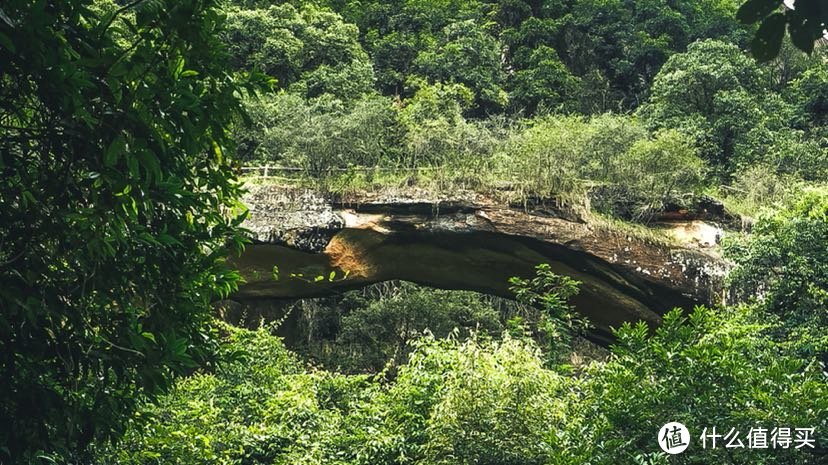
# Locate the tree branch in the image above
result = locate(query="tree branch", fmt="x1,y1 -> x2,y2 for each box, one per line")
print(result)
98,0 -> 151,40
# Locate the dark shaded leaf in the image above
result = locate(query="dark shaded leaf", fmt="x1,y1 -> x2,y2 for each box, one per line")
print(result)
0,31 -> 14,52
104,134 -> 126,167
787,9 -> 821,53
736,0 -> 782,24
751,13 -> 786,61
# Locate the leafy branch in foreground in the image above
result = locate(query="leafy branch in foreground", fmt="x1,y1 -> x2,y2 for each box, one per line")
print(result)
738,0 -> 828,60
0,0 -> 260,461
509,264 -> 589,359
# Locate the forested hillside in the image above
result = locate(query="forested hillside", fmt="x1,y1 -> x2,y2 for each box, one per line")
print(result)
0,0 -> 826,464
226,0 -> 827,222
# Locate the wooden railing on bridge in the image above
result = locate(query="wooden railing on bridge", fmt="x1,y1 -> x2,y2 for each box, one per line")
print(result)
239,165 -> 441,178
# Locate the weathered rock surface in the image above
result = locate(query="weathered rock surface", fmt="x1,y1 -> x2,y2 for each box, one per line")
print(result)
242,186 -> 343,252
234,185 -> 731,342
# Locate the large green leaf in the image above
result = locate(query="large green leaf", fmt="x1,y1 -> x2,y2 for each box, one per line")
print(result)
104,134 -> 127,167
787,8 -> 822,54
736,0 -> 781,24
751,12 -> 786,61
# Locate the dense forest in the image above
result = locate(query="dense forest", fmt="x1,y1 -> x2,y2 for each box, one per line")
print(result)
0,0 -> 827,464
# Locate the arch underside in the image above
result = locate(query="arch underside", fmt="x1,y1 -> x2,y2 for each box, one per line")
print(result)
230,228 -> 700,344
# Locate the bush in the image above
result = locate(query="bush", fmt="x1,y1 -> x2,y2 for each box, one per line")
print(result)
104,305 -> 827,465
295,283 -> 506,373
497,115 -> 705,221
495,115 -> 591,205
100,325 -> 369,465
597,130 -> 705,221
724,188 -> 828,360
581,306 -> 828,464
719,164 -> 806,218
365,335 -> 581,465
734,124 -> 828,181
237,93 -> 406,171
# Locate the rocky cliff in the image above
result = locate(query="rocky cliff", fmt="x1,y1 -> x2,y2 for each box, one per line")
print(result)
231,185 -> 731,342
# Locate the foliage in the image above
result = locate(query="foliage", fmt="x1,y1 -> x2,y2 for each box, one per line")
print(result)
223,3 -> 374,101
582,305 -> 828,464
765,37 -> 827,89
399,81 -> 474,127
595,129 -> 706,221
496,115 -> 705,220
724,188 -> 828,360
508,264 -> 587,360
414,19 -> 508,114
268,0 -> 750,115
363,334 -> 583,465
399,81 -> 495,169
242,108 -> 707,223
637,39 -> 808,176
292,283 -> 506,373
788,63 -> 828,129
737,0 -> 828,59
641,40 -> 764,164
103,304 -> 827,464
508,45 -> 581,114
716,163 -> 807,217
494,115 -> 592,206
97,325 -> 363,465
332,0 -> 486,100
237,93 -> 405,171
545,0 -> 747,111
225,1 -> 823,222
0,0 -> 255,461
106,327 -> 584,465
735,123 -> 828,181
6,0 -> 828,461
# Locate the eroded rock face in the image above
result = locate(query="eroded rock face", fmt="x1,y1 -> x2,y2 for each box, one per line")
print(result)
243,185 -> 343,252
235,185 -> 730,341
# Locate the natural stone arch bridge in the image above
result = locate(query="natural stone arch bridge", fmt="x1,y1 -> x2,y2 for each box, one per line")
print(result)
228,185 -> 730,343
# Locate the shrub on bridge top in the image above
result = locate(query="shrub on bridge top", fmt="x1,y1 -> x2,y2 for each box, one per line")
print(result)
496,114 -> 706,222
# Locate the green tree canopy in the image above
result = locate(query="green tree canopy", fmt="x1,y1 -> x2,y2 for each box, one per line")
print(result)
638,39 -> 784,173
0,0 -> 252,460
105,305 -> 828,464
508,45 -> 580,114
414,19 -> 508,114
788,63 -> 828,128
725,188 -> 828,360
223,3 -> 374,100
